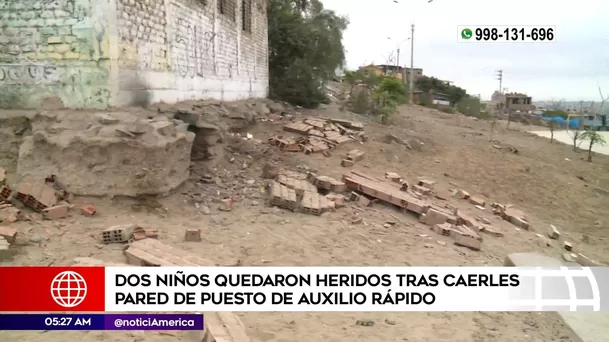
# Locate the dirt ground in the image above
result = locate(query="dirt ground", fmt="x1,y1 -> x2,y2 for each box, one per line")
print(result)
3,102 -> 609,342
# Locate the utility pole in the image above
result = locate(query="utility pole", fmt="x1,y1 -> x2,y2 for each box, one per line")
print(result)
396,48 -> 400,73
409,24 -> 415,104
496,70 -> 503,93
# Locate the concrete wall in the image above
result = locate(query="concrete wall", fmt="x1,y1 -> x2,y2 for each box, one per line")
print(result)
0,0 -> 269,109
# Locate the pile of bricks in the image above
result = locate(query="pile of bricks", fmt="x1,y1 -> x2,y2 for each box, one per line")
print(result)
266,170 -> 348,215
269,117 -> 365,154
491,203 -> 530,229
342,170 -> 428,215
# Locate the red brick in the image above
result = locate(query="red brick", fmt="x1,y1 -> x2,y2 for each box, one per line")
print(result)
0,226 -> 17,244
455,189 -> 470,199
417,179 -> 435,189
454,234 -> 481,251
341,159 -> 354,167
185,228 -> 201,242
81,204 -> 96,216
412,185 -> 431,195
420,208 -> 449,226
469,196 -> 486,207
42,204 -> 69,220
357,196 -> 371,207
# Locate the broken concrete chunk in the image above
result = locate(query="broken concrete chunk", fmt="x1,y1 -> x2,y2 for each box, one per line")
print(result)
434,222 -> 452,236
548,225 -> 560,239
42,204 -> 69,220
0,226 -> 17,244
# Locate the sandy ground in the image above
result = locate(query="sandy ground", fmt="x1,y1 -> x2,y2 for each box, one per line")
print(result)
531,130 -> 609,155
3,103 -> 609,342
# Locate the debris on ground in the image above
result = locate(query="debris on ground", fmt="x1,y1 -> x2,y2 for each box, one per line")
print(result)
269,117 -> 365,154
0,236 -> 10,261
185,228 -> 202,242
0,168 -> 5,185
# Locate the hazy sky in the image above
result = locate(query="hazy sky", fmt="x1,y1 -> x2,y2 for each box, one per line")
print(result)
321,0 -> 609,101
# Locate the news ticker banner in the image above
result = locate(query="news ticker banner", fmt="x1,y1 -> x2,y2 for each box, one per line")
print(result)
0,314 -> 203,330
0,266 -> 608,312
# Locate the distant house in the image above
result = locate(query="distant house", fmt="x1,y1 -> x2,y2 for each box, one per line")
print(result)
491,91 -> 534,113
358,64 -> 424,83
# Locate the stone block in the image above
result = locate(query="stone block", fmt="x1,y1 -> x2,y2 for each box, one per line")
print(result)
417,179 -> 435,189
420,208 -> 449,226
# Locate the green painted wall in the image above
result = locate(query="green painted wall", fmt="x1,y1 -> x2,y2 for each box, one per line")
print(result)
0,0 -> 112,109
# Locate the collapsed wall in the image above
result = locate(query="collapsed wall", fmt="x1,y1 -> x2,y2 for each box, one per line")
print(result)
17,111 -> 194,197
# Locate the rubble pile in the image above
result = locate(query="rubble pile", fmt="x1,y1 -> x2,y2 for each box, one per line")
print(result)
269,117 -> 366,154
17,111 -> 195,197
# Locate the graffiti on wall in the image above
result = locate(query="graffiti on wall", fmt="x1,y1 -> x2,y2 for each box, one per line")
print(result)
170,3 -> 239,79
0,65 -> 59,85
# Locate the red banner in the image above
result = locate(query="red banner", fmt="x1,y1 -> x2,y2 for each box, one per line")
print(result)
0,266 -> 105,311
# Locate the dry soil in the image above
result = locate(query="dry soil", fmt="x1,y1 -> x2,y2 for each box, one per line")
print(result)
3,103 -> 609,342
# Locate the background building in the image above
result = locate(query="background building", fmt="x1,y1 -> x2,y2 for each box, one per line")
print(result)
0,0 -> 269,109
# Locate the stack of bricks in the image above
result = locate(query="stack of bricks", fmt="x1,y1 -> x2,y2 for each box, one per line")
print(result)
308,173 -> 346,193
342,170 -> 427,215
272,117 -> 364,155
268,181 -> 298,211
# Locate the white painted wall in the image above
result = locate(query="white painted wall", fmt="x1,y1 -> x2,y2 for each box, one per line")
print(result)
530,130 -> 609,155
109,0 -> 269,107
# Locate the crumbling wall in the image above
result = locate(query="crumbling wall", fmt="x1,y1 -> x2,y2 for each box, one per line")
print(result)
17,112 -> 194,197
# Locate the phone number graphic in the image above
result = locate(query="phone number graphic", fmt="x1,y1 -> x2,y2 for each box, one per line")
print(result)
458,26 -> 555,43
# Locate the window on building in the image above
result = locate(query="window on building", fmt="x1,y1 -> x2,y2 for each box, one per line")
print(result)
218,0 -> 236,20
242,0 -> 252,32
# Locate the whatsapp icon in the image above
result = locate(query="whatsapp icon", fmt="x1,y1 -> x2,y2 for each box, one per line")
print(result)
461,28 -> 473,40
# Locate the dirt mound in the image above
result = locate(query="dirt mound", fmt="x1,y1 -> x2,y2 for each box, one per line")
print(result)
17,111 -> 194,197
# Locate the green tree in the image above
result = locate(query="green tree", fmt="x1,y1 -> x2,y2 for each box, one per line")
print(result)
267,0 -> 348,108
580,129 -> 606,162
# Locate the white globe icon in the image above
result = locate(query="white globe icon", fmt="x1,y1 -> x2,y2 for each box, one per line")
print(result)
50,271 -> 88,308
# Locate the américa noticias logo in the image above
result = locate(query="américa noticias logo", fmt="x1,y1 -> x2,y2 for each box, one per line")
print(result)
50,271 -> 88,308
